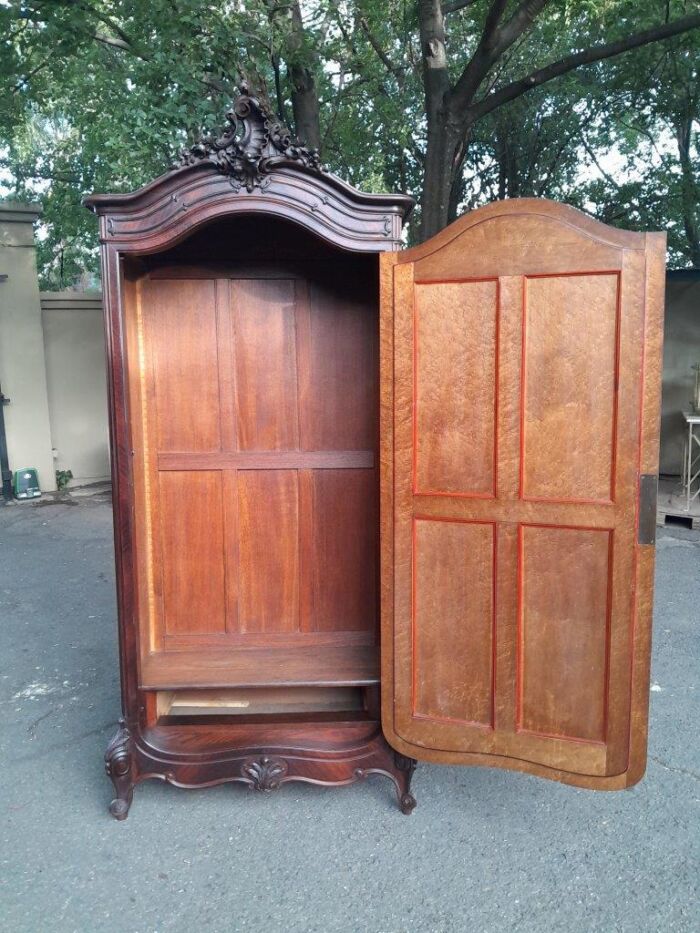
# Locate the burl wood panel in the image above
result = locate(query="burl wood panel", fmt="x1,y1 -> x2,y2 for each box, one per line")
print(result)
518,525 -> 611,742
414,280 -> 497,496
158,471 -> 226,635
232,279 -> 299,451
413,519 -> 494,726
522,273 -> 619,502
145,278 -> 221,452
237,470 -> 300,634
382,201 -> 664,789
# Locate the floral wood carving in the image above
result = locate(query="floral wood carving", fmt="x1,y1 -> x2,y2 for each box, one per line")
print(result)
178,83 -> 324,192
241,755 -> 289,792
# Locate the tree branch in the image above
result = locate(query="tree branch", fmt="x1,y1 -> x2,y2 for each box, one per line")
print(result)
468,13 -> 700,121
419,0 -> 450,111
91,31 -> 133,53
442,0 -> 478,14
579,132 -> 620,190
75,3 -> 135,49
491,0 -> 551,59
359,15 -> 405,82
451,0 -> 548,114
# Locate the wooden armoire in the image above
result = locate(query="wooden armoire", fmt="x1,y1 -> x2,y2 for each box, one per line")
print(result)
86,86 -> 664,820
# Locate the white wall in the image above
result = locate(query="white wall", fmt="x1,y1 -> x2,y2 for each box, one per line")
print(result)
41,292 -> 110,485
661,273 -> 700,476
0,202 -> 57,492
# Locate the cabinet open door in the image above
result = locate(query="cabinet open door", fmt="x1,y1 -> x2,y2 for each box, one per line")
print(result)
380,199 -> 665,789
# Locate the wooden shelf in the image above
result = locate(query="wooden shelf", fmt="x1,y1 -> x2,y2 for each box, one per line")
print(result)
140,644 -> 379,690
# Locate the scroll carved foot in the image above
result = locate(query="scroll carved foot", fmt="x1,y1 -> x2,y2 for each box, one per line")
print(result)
105,719 -> 134,820
394,753 -> 417,815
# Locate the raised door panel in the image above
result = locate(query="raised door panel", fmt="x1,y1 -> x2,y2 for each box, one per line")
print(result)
411,518 -> 494,727
518,525 -> 610,742
522,273 -> 619,502
414,280 -> 497,497
381,200 -> 665,789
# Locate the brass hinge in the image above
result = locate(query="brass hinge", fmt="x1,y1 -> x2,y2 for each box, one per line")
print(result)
638,474 -> 658,545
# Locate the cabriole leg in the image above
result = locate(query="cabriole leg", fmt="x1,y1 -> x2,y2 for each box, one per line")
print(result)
394,753 -> 417,814
104,719 -> 134,820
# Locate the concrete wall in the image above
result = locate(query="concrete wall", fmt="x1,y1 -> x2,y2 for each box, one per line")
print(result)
0,202 -> 56,492
41,292 -> 110,485
661,272 -> 700,476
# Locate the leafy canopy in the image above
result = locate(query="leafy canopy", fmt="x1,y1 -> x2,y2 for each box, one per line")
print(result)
1,0 -> 698,286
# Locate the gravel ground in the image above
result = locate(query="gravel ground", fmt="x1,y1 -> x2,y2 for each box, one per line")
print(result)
1,497 -> 698,933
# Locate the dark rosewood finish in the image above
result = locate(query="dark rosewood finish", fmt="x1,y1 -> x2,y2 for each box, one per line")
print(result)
104,719 -> 416,820
87,86 -> 415,819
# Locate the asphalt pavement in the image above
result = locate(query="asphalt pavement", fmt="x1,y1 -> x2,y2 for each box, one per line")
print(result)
1,496 -> 698,933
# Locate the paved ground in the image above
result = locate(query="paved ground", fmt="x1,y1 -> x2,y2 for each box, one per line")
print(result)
1,497 -> 698,933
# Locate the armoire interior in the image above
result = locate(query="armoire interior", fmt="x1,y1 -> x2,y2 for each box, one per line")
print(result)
122,214 -> 384,726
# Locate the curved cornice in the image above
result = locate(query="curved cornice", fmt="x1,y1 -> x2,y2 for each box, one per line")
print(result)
84,162 -> 413,254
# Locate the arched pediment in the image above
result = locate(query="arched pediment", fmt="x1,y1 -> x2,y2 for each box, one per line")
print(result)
85,84 -> 414,254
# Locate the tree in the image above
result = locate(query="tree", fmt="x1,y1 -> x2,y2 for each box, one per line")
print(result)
570,30 -> 700,267
410,2 -> 700,238
1,1 -> 699,287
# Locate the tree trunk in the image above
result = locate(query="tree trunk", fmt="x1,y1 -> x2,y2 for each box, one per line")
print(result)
287,1 -> 321,152
446,132 -> 472,223
418,0 -> 457,241
421,119 -> 462,240
675,112 -> 700,268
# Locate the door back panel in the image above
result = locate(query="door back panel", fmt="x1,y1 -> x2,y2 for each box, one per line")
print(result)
380,200 -> 665,788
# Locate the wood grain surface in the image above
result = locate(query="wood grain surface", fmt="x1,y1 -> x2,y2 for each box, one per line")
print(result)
127,253 -> 380,680
381,199 -> 665,789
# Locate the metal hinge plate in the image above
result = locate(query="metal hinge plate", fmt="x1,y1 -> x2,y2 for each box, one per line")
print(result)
638,474 -> 658,546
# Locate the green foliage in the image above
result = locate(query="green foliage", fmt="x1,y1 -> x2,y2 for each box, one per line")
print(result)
0,0 -> 698,282
55,469 -> 73,491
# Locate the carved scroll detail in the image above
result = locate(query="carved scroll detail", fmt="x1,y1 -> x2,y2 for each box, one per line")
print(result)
241,755 -> 289,792
178,83 -> 324,192
104,718 -> 134,819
